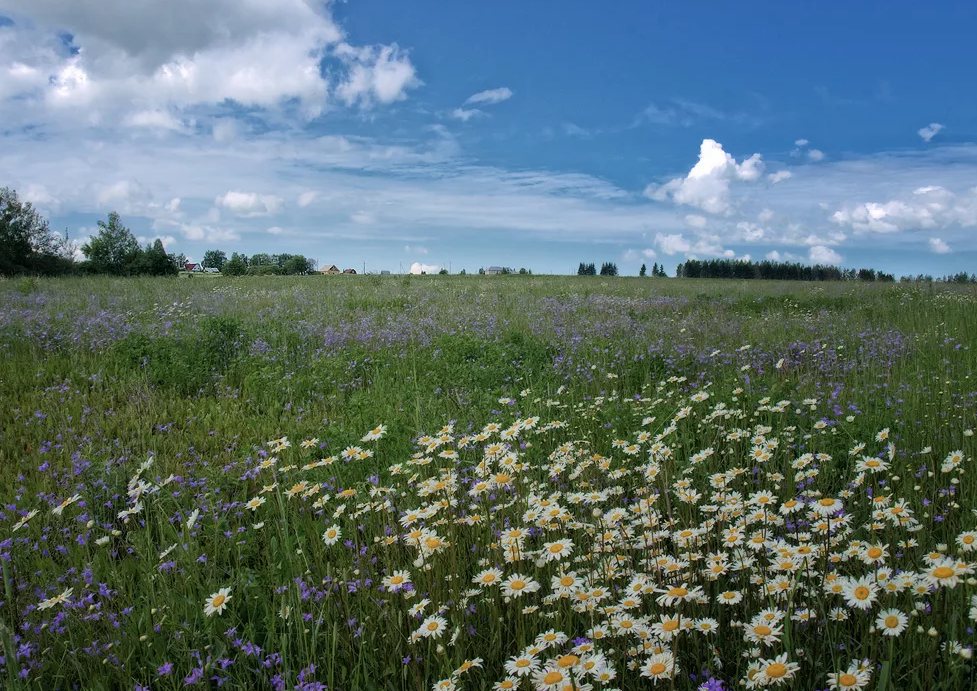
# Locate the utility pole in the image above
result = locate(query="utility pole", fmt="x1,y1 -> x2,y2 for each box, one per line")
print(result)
363,260 -> 366,275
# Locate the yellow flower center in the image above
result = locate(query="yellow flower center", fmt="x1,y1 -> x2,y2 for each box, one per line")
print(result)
560,576 -> 574,587
933,566 -> 954,579
649,663 -> 667,675
543,671 -> 563,685
964,535 -> 975,544
754,625 -> 772,636
515,660 -> 530,668
867,547 -> 883,559
668,587 -> 688,597
839,673 -> 858,687
549,544 -> 564,553
510,579 -> 526,591
819,498 -> 836,507
425,538 -> 441,549
556,655 -> 578,668
884,615 -> 899,628
482,574 -> 496,583
662,620 -> 679,632
211,595 -> 226,608
390,576 -> 404,585
427,622 -> 439,631
854,587 -> 870,600
765,663 -> 787,678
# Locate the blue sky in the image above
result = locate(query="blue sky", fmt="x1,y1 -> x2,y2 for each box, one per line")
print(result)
1,0 -> 976,276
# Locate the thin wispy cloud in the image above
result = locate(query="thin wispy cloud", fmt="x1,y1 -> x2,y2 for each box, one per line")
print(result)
464,87 -> 513,105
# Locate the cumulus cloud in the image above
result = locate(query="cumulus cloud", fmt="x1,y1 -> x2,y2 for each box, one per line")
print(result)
809,245 -> 842,264
655,233 -> 691,255
929,237 -> 951,254
410,261 -> 439,274
645,139 -> 764,215
684,214 -> 707,228
830,185 -> 977,233
334,43 -> 420,107
0,0 -> 418,124
807,149 -> 825,162
918,123 -> 944,142
794,139 -> 809,147
768,170 -> 792,184
465,87 -> 512,105
215,191 -> 284,217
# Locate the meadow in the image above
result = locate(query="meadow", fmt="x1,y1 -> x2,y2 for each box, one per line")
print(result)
0,274 -> 975,691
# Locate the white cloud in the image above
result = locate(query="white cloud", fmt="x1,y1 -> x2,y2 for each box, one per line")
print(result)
641,248 -> 657,259
757,208 -> 775,223
929,237 -> 951,254
297,191 -> 319,208
351,211 -> 376,224
212,118 -> 241,142
645,139 -> 764,214
124,109 -> 185,131
765,250 -> 800,261
136,234 -> 176,248
809,245 -> 842,264
918,123 -> 945,143
768,170 -> 791,184
807,149 -> 825,162
215,191 -> 284,217
465,87 -> 512,105
410,261 -> 439,274
830,185 -> 977,233
267,226 -> 286,235
684,214 -> 707,228
794,139 -> 809,147
655,233 -> 691,255
335,43 -> 420,107
0,0 -> 418,125
450,107 -> 483,122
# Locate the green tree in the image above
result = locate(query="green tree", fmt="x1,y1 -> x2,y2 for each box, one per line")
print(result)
82,212 -> 139,274
203,249 -> 227,270
438,268 -> 449,275
222,253 -> 247,276
639,263 -> 646,277
0,187 -> 74,275
283,255 -> 310,275
141,239 -> 178,276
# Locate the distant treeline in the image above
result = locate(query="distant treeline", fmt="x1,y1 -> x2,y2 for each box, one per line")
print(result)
675,258 -> 896,282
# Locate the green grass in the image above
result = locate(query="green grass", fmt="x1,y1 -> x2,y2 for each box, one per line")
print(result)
0,275 -> 975,690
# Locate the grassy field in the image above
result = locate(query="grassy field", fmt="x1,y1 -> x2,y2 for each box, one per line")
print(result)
1,274 -> 975,690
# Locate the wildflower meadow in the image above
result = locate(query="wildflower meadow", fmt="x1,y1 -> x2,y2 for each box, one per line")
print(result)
1,274 -> 975,691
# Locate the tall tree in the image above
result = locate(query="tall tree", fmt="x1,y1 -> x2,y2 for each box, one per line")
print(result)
0,187 -> 73,275
639,263 -> 647,277
143,239 -> 178,276
82,212 -> 139,274
202,249 -> 227,270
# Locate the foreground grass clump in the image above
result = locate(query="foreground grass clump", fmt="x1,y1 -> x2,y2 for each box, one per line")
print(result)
1,275 -> 976,690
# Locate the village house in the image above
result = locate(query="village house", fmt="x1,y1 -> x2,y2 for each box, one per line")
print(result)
484,266 -> 504,275
319,264 -> 341,275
